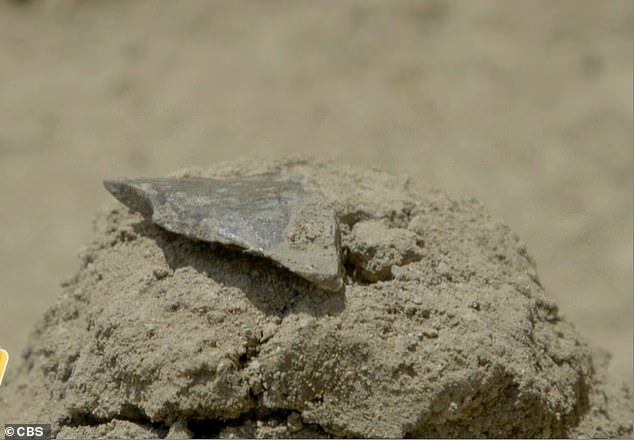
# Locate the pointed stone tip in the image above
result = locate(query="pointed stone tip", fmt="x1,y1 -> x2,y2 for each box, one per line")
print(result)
103,178 -> 134,205
103,178 -> 127,196
103,178 -> 153,216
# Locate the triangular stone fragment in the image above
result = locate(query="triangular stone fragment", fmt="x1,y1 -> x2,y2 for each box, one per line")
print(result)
103,172 -> 343,292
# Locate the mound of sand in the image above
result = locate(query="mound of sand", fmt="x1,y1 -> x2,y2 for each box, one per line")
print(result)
0,159 -> 631,438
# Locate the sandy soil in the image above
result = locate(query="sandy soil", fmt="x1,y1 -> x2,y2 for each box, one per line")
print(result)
0,0 -> 631,397
1,159 -> 630,437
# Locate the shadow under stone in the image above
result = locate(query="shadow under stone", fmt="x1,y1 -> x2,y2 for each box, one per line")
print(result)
132,220 -> 346,318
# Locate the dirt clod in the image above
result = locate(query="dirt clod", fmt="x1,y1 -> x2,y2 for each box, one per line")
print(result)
0,158 -> 630,438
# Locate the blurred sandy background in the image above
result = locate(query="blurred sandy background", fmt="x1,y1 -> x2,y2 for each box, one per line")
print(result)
0,0 -> 631,386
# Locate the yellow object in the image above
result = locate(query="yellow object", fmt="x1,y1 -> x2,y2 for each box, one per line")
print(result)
0,348 -> 8,386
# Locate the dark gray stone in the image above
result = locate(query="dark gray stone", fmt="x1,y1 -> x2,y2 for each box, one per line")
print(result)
104,172 -> 343,292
